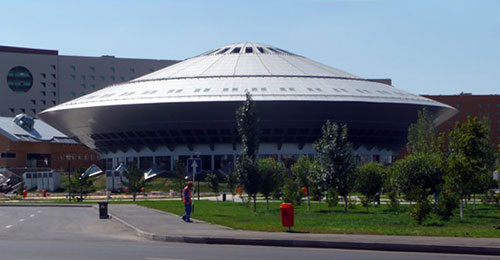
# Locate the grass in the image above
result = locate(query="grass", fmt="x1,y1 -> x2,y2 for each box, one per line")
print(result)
137,199 -> 500,238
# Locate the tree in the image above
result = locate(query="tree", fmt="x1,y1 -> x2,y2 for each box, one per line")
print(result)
225,169 -> 238,201
235,92 -> 260,212
173,160 -> 186,199
407,108 -> 438,154
307,159 -> 326,209
314,121 -> 357,212
356,163 -> 385,211
392,153 -> 443,201
392,153 -> 443,224
206,171 -> 220,202
445,117 -> 495,221
122,165 -> 145,202
258,158 -> 283,210
70,166 -> 95,201
292,155 -> 313,210
236,154 -> 260,211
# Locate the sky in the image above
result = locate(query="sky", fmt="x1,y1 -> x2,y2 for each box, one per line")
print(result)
1,0 -> 499,95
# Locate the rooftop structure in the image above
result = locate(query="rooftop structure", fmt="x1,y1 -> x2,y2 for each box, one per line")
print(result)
39,42 -> 457,172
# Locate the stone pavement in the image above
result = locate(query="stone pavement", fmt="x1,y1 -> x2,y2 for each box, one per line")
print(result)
107,204 -> 500,256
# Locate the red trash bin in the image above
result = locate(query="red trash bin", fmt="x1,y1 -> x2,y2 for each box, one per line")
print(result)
23,190 -> 27,199
280,203 -> 294,230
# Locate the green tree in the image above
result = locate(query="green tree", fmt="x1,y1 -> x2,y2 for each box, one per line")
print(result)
307,159 -> 326,209
356,163 -> 385,211
282,175 -> 300,205
314,121 -> 357,212
392,153 -> 443,224
225,169 -> 238,201
235,92 -> 260,212
70,167 -> 95,201
445,117 -> 495,221
407,108 -> 438,154
292,155 -> 314,210
258,158 -> 283,210
206,171 -> 220,202
122,165 -> 145,202
173,160 -> 186,199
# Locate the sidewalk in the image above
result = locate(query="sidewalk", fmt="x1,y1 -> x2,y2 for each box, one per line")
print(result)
107,204 -> 500,256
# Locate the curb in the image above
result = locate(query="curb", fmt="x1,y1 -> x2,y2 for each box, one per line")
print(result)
0,203 -> 93,207
107,210 -> 500,256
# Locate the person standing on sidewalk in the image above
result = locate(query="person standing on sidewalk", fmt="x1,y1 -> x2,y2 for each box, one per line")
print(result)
182,181 -> 194,222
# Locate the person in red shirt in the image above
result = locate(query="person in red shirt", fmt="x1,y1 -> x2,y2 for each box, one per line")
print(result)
182,181 -> 193,222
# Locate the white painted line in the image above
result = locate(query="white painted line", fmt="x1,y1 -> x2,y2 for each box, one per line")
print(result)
5,225 -> 12,229
30,214 -> 35,217
19,219 -> 25,222
37,210 -> 41,213
145,258 -> 188,260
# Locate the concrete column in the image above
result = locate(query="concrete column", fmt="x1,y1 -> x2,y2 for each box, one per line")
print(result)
170,156 -> 174,171
211,155 -> 215,171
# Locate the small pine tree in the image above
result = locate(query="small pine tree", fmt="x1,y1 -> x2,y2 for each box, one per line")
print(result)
122,165 -> 144,202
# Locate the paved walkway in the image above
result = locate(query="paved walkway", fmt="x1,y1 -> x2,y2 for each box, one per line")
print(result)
108,204 -> 500,255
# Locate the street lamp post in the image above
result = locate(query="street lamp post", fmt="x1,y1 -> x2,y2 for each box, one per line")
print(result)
66,154 -> 72,201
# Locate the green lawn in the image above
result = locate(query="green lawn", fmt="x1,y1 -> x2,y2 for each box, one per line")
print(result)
137,200 -> 500,238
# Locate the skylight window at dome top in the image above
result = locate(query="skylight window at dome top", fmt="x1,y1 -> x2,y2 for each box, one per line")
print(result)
199,43 -> 298,56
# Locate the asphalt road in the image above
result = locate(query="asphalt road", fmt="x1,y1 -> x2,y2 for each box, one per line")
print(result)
0,206 -> 495,260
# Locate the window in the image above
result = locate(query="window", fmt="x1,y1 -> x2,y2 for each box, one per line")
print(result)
130,68 -> 135,73
7,66 -> 33,93
340,89 -> 348,92
280,88 -> 286,91
91,84 -> 96,89
223,88 -> 229,92
51,83 -> 56,88
307,88 -> 314,91
194,89 -> 201,93
51,74 -> 56,79
251,88 -> 258,91
40,73 -> 46,78
245,47 -> 253,53
231,47 -> 241,54
216,48 -> 230,54
31,100 -> 36,105
41,82 -> 46,87
261,88 -> 267,91
1,152 -> 16,159
51,100 -> 56,105
81,83 -> 86,88
288,88 -> 295,91
232,88 -> 238,92
175,89 -> 182,93
81,75 -> 86,80
478,104 -> 482,108
257,47 -> 265,53
110,67 -> 115,72
90,66 -> 95,72
167,89 -> 175,93
332,88 -> 340,92
315,88 -> 322,92
70,65 -> 76,71
203,88 -> 210,92
41,91 -> 46,96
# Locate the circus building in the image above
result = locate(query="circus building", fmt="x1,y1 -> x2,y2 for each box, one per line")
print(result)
39,43 -> 457,172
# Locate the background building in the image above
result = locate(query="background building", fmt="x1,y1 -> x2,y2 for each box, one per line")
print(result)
424,94 -> 500,147
0,45 -> 178,117
40,42 -> 457,173
0,114 -> 98,171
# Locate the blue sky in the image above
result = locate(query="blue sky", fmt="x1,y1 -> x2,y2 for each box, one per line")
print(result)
1,0 -> 499,95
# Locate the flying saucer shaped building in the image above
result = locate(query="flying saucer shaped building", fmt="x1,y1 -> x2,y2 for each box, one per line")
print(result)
39,43 -> 456,171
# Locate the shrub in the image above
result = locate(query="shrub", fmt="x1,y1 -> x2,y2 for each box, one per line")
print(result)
282,177 -> 300,205
387,191 -> 400,211
326,187 -> 339,207
435,191 -> 459,221
410,197 -> 432,224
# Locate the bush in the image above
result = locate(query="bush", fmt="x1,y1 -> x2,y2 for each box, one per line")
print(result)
326,187 -> 338,207
282,177 -> 300,205
410,198 -> 432,224
387,191 -> 400,211
483,190 -> 500,206
435,191 -> 459,221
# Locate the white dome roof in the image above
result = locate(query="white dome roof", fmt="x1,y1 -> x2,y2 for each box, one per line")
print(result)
44,42 -> 452,112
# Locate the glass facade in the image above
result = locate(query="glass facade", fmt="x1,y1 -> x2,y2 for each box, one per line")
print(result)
7,66 -> 33,93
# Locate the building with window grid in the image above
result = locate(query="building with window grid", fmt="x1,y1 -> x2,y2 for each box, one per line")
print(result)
39,42 -> 457,172
0,45 -> 178,117
424,94 -> 500,147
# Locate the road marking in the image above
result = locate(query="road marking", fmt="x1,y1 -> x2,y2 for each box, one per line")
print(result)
19,219 -> 25,222
145,258 -> 188,260
30,214 -> 35,217
5,225 -> 12,229
37,210 -> 41,213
